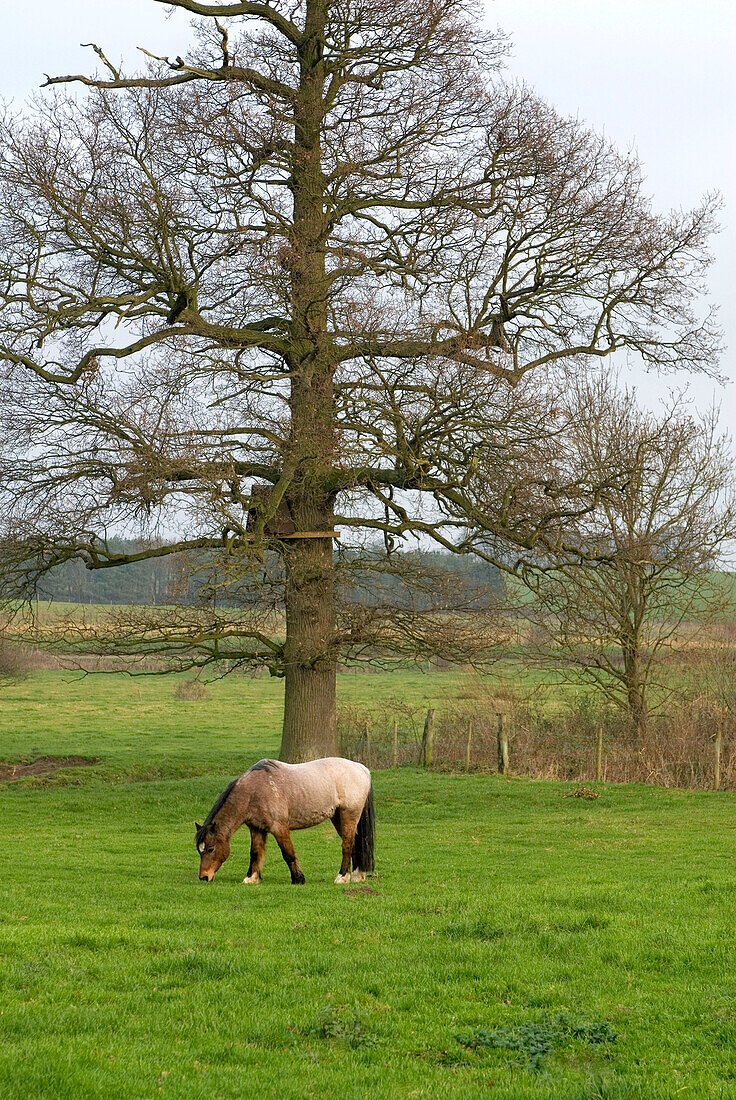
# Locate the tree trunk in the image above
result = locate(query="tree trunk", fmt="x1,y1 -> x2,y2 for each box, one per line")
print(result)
280,521 -> 337,762
623,643 -> 648,743
278,0 -> 337,762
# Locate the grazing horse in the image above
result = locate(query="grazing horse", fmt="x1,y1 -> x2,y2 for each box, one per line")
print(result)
194,757 -> 374,885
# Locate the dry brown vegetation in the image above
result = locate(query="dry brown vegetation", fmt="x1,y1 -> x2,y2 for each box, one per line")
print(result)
338,640 -> 736,790
0,637 -> 47,683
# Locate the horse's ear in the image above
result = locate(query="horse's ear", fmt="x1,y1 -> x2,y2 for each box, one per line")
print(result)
195,822 -> 202,831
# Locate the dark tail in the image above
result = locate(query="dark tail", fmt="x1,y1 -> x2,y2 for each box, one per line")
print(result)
352,783 -> 375,874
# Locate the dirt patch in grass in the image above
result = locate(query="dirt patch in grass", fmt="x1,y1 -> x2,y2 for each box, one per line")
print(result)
0,756 -> 99,781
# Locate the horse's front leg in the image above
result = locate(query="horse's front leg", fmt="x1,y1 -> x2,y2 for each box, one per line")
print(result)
243,827 -> 267,884
271,824 -> 306,885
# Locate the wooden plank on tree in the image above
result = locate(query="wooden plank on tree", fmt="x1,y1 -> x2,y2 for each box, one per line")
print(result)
277,531 -> 341,539
240,530 -> 340,540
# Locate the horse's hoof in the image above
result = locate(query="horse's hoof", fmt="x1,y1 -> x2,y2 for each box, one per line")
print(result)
243,875 -> 261,884
292,873 -> 306,885
334,873 -> 350,885
350,870 -> 366,883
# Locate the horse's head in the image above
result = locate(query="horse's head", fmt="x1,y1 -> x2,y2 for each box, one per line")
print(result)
194,820 -> 230,881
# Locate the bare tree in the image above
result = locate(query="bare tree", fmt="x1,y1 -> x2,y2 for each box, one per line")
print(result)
524,374 -> 736,739
0,0 -> 720,759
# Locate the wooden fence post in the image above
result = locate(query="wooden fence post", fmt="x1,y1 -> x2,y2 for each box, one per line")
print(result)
715,726 -> 723,791
421,708 -> 436,768
392,717 -> 398,768
596,725 -> 604,782
365,724 -> 372,769
497,712 -> 508,775
465,719 -> 473,772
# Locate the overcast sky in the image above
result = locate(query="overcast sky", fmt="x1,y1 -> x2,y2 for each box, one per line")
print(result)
2,0 -> 734,421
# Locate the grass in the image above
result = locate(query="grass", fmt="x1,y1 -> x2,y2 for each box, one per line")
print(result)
3,671 -> 736,1097
0,667 -> 492,780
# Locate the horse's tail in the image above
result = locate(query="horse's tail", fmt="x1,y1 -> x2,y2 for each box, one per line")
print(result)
352,782 -> 375,874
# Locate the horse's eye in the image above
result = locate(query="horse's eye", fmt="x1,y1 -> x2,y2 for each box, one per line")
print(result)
206,847 -> 215,854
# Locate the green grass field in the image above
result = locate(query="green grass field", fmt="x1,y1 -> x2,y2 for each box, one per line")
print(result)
3,671 -> 736,1098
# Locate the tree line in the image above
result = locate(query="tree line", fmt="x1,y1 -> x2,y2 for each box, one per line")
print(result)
36,545 -> 503,610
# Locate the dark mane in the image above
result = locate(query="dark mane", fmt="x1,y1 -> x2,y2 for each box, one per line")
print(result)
196,777 -> 239,846
248,759 -> 279,774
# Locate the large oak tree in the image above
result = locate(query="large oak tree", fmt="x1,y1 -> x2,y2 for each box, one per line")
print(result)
0,0 -> 719,759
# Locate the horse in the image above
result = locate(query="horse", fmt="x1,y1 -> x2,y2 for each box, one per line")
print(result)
194,757 -> 375,885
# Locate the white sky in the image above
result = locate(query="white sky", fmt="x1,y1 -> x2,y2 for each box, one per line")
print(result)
488,0 -> 736,423
2,0 -> 734,423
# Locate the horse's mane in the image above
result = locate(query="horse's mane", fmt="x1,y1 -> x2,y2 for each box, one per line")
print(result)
196,761 -> 280,845
248,759 -> 279,773
196,777 -> 239,846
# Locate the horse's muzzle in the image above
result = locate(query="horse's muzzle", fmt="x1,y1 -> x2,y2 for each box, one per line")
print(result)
199,875 -> 212,883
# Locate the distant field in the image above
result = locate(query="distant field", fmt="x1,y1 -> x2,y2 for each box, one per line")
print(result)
3,670 -> 736,1098
0,665 -> 578,779
0,668 -> 498,780
12,574 -> 736,649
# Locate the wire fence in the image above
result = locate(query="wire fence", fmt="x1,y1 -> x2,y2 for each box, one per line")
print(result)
337,697 -> 735,790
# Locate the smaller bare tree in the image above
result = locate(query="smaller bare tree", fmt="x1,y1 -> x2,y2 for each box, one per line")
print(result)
524,373 -> 736,739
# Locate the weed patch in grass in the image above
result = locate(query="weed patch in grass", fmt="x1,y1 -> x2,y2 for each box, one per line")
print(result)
456,1014 -> 617,1071
566,786 -> 602,800
307,1005 -> 381,1049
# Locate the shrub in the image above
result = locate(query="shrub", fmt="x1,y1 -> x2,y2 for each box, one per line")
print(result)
0,638 -> 36,684
174,678 -> 209,701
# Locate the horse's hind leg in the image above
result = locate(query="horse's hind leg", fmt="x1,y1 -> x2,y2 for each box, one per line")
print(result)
271,824 -> 306,885
333,810 -> 359,885
243,827 -> 267,884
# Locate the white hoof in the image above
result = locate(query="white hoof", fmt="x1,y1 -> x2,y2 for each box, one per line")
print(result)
351,870 -> 366,883
334,872 -> 350,885
243,874 -> 261,884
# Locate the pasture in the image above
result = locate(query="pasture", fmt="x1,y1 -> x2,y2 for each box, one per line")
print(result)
3,671 -> 736,1098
